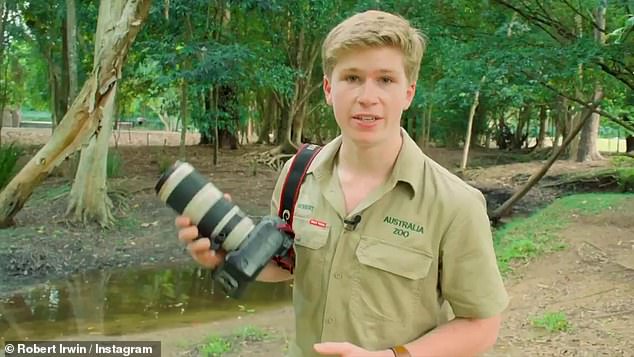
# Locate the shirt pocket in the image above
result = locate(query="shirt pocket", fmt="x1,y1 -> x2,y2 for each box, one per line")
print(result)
355,235 -> 433,280
352,235 -> 436,323
291,216 -> 330,300
292,216 -> 329,249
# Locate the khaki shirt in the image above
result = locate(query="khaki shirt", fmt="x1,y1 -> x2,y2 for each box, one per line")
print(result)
270,130 -> 509,357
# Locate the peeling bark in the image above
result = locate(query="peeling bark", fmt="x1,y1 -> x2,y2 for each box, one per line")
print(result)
0,0 -> 152,228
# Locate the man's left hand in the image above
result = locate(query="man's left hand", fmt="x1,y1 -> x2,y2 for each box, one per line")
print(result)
313,342 -> 389,357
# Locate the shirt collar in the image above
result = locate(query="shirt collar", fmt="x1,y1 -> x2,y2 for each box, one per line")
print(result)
308,128 -> 424,197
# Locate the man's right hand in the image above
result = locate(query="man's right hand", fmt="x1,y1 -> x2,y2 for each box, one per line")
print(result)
175,215 -> 226,269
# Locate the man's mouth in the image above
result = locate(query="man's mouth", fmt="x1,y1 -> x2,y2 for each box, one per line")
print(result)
353,115 -> 381,122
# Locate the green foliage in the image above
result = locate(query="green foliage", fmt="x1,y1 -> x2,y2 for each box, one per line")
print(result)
115,216 -> 140,231
157,149 -> 173,175
531,311 -> 571,332
236,325 -> 267,342
494,193 -> 630,272
616,168 -> 634,192
200,336 -> 232,357
0,144 -> 23,190
610,154 -> 634,191
107,151 -> 123,178
611,155 -> 634,168
197,325 -> 269,356
9,0 -> 634,147
32,183 -> 71,202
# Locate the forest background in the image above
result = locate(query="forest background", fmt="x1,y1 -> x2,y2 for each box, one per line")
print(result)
1,1 -> 632,230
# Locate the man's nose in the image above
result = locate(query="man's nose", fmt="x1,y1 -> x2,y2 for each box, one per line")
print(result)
357,81 -> 380,106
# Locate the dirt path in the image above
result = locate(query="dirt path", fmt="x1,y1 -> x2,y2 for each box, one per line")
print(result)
75,197 -> 633,357
488,197 -> 634,356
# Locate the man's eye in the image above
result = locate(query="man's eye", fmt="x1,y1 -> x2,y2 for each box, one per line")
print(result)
380,77 -> 394,84
345,75 -> 360,82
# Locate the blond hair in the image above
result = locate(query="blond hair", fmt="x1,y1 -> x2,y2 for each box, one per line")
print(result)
321,10 -> 427,84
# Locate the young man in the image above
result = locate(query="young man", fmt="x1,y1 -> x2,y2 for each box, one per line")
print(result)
176,10 -> 508,357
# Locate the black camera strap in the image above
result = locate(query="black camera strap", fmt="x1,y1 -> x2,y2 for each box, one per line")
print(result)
278,143 -> 322,227
274,143 -> 321,272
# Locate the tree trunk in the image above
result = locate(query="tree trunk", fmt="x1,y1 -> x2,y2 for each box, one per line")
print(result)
179,78 -> 188,160
491,100 -> 601,220
66,0 -> 79,104
513,106 -> 530,150
66,87 -> 116,226
59,0 -> 80,179
213,87 -> 219,165
461,76 -> 485,170
0,0 -> 152,228
576,2 -> 606,162
552,96 -> 569,152
179,13 -> 192,159
257,92 -> 274,144
576,86 -> 605,161
626,135 -> 634,153
425,105 -> 432,148
279,23 -> 321,153
416,105 -> 428,147
536,105 -> 547,148
569,14 -> 584,158
0,0 -> 7,146
44,50 -> 66,129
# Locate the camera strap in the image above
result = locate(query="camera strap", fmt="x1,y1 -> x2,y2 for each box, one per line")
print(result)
274,143 -> 321,272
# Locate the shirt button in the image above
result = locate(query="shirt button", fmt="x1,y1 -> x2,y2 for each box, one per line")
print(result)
326,317 -> 335,324
334,273 -> 342,279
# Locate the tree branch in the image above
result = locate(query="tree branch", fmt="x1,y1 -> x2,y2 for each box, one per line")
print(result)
536,0 -> 577,40
521,70 -> 634,133
492,0 -> 567,43
595,62 -> 634,91
560,0 -> 604,34
491,100 -> 601,220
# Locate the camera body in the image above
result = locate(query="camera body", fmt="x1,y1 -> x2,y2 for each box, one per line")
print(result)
155,161 -> 293,298
214,215 -> 293,297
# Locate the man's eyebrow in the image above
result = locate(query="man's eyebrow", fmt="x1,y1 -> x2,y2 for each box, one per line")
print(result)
339,68 -> 398,74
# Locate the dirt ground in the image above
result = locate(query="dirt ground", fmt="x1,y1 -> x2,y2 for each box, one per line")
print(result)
1,140 -> 632,356
70,198 -> 634,357
0,144 -> 281,295
107,198 -> 634,357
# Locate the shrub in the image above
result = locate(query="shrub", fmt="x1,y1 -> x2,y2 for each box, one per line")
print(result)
0,143 -> 23,189
107,150 -> 123,178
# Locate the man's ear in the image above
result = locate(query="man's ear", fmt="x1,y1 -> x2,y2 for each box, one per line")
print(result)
323,75 -> 333,106
403,81 -> 416,110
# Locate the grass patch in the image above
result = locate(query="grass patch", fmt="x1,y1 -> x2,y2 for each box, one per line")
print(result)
107,150 -> 123,178
31,183 -> 71,202
610,155 -> 634,168
197,325 -> 270,357
115,216 -> 140,231
494,193 -> 630,273
531,311 -> 571,332
200,336 -> 232,357
236,325 -> 267,342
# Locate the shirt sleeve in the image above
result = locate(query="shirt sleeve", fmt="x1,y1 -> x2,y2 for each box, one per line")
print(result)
439,191 -> 509,318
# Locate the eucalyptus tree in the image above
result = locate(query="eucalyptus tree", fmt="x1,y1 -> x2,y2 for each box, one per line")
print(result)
0,0 -> 152,228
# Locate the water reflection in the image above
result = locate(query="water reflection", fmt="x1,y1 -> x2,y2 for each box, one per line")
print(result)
0,265 -> 292,342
